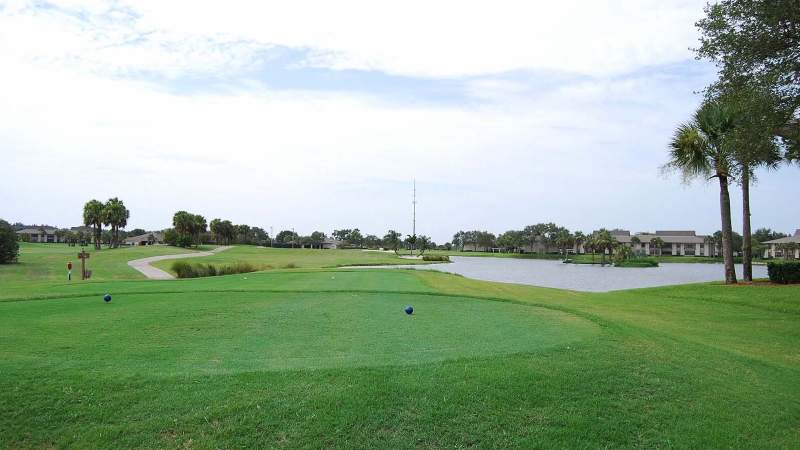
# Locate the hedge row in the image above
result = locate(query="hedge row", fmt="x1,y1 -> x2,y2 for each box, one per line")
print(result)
422,254 -> 450,262
767,261 -> 800,284
615,258 -> 659,268
172,261 -> 258,278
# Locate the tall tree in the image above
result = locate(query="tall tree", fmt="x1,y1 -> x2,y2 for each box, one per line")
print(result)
210,219 -> 223,244
0,219 -> 19,263
83,199 -> 104,250
102,197 -> 129,248
666,101 -> 738,284
696,0 -> 799,146
383,230 -> 402,254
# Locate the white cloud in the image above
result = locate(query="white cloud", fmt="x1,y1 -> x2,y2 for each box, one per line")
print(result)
2,0 -> 798,241
1,0 -> 705,79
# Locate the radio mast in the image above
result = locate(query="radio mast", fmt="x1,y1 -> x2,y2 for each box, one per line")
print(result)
412,179 -> 416,238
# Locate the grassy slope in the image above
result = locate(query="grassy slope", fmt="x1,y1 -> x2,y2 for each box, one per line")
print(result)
151,245 -> 428,274
1,247 -> 799,448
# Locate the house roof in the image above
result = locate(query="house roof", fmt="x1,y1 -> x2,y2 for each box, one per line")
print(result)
16,227 -> 58,234
619,231 -> 707,244
123,232 -> 163,243
764,229 -> 800,244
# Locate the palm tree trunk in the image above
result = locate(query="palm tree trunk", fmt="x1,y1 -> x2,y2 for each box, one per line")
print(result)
718,175 -> 737,284
741,169 -> 753,282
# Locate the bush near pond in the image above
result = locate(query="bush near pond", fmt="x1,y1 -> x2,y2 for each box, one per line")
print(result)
615,258 -> 659,268
172,260 -> 258,278
767,261 -> 800,284
422,254 -> 450,262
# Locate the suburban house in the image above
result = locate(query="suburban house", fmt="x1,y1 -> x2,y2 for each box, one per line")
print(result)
16,227 -> 62,243
123,232 -> 164,246
601,230 -> 716,256
321,238 -> 343,249
763,229 -> 800,259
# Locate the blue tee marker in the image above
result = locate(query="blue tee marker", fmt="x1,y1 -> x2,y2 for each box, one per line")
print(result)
104,294 -> 112,303
404,305 -> 414,315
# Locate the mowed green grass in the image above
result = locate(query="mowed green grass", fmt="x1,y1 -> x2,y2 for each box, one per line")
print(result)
1,246 -> 799,448
151,245 -> 426,273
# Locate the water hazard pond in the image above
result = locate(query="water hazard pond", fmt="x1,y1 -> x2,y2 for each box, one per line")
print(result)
379,256 -> 768,292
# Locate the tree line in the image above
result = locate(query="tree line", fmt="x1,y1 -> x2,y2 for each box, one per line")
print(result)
665,0 -> 798,283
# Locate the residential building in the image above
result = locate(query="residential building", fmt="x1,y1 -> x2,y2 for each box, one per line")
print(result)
16,227 -> 62,243
580,230 -> 715,256
123,232 -> 164,246
763,229 -> 800,259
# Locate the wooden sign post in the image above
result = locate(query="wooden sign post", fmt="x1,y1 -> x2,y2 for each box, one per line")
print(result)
78,250 -> 90,280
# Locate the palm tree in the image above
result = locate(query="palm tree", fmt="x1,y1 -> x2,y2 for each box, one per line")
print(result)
83,200 -> 104,250
573,231 -> 586,255
703,235 -> 716,257
102,198 -> 129,248
650,237 -> 664,257
727,90 -> 783,282
630,236 -> 641,256
666,101 -> 738,284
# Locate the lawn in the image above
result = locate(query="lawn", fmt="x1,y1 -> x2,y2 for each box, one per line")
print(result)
1,245 -> 799,448
151,245 -> 428,274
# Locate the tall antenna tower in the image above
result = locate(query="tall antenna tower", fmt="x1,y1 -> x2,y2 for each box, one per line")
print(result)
412,178 -> 416,238
412,179 -> 417,255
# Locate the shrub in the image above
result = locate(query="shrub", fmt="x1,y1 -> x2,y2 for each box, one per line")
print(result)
172,260 -> 197,278
767,261 -> 800,284
173,260 -> 258,278
422,254 -> 450,262
175,235 -> 193,248
219,261 -> 256,275
615,258 -> 659,268
282,262 -> 297,269
0,219 -> 19,264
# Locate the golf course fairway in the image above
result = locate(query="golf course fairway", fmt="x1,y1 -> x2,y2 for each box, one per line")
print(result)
1,244 -> 799,449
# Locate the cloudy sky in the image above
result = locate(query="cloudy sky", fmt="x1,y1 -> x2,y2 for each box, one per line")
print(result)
1,0 -> 797,242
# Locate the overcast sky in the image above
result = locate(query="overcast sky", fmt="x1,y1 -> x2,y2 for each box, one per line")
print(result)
1,0 -> 797,242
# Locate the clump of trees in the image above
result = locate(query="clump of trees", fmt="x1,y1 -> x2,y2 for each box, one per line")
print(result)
168,211 -> 207,248
0,219 -> 19,263
666,0 -> 799,283
82,198 -> 130,249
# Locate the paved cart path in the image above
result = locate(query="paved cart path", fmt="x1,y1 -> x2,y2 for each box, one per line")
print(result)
128,246 -> 233,280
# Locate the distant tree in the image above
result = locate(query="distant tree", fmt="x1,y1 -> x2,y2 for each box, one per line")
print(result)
83,199 -> 104,250
164,228 -> 178,246
102,197 -> 129,248
364,234 -> 381,249
348,229 -> 364,248
0,219 -> 19,263
650,237 -> 665,257
235,224 -> 252,244
332,229 -> 352,243
383,230 -> 402,254
128,228 -> 146,237
592,229 -> 617,266
210,219 -> 223,244
451,231 -> 466,252
573,231 -> 586,255
498,230 -> 524,253
630,236 -> 641,255
172,211 -> 205,247
309,231 -> 326,248
276,230 -> 297,246
252,227 -> 268,246
554,229 -> 575,259
476,231 -> 496,252
416,235 -> 431,255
